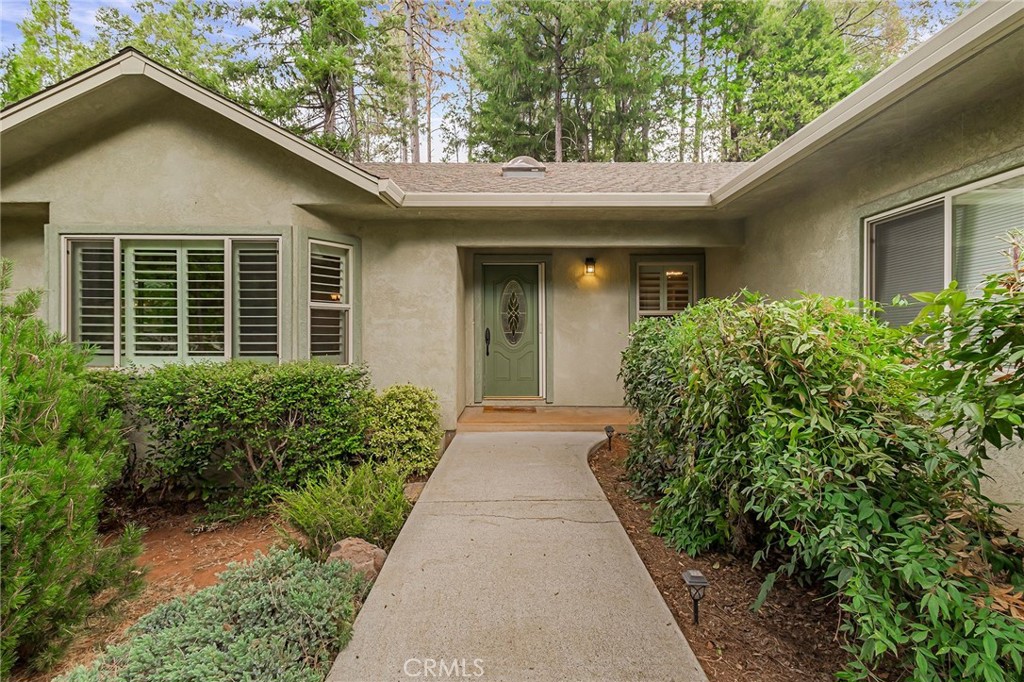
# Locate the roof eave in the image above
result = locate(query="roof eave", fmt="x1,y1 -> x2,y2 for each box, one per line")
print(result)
711,0 -> 1024,207
394,192 -> 714,209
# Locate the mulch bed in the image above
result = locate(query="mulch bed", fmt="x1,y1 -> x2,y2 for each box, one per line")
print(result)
589,435 -> 848,682
13,511 -> 286,681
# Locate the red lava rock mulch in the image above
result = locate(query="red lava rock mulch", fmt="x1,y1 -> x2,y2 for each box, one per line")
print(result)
589,435 -> 849,682
16,512 -> 286,681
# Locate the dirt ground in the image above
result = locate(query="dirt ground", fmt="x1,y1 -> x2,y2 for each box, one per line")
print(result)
589,435 -> 848,682
16,512 -> 286,682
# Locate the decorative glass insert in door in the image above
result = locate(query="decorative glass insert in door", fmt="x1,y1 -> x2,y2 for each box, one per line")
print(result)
499,279 -> 526,345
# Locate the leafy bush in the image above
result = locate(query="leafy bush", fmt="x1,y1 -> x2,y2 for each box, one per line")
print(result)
57,547 -> 367,682
132,361 -> 373,505
276,461 -> 410,556
621,292 -> 1024,681
367,384 -> 443,476
913,230 -> 1024,461
0,260 -> 143,675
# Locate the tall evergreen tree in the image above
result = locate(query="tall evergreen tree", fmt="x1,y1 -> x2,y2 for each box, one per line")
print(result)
0,0 -> 94,106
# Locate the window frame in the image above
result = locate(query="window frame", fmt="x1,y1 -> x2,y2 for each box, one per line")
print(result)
863,166 -> 1024,303
60,234 -> 283,367
307,238 -> 353,365
629,254 -> 705,323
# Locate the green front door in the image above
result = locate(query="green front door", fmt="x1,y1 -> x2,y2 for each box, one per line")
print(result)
482,264 -> 540,397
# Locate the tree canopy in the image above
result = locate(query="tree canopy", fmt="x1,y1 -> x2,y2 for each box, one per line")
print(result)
0,0 -> 972,162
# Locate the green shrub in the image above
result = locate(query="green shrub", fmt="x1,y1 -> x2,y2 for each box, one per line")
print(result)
56,547 -> 367,682
277,461 -> 410,556
913,230 -> 1024,462
0,259 -> 143,675
367,384 -> 443,476
620,292 -> 1024,681
132,360 -> 373,505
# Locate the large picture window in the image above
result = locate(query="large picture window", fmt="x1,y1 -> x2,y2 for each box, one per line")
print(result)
308,240 -> 351,364
65,237 -> 280,366
867,168 -> 1024,326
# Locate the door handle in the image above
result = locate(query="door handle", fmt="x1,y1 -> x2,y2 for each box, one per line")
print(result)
485,328 -> 491,356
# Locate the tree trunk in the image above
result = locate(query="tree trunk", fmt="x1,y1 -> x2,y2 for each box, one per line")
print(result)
693,27 -> 705,163
406,0 -> 420,162
553,17 -> 564,163
347,81 -> 361,161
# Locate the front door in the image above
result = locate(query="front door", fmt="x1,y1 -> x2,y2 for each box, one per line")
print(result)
482,264 -> 540,397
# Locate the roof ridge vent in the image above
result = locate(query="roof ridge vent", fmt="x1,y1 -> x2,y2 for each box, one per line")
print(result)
502,155 -> 546,178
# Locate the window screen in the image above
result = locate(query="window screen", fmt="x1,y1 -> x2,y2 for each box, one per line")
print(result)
872,203 -> 945,327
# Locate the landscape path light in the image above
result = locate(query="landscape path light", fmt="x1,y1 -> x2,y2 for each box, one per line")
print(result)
604,425 -> 615,451
682,569 -> 709,625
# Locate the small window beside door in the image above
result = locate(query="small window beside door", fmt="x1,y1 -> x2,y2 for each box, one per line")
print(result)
634,261 -> 699,318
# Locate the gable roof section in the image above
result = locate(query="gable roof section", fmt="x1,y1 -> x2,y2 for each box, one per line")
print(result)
0,48 -> 385,198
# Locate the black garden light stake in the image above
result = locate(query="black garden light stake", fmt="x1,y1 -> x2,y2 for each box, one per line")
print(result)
604,425 -> 615,451
682,569 -> 709,625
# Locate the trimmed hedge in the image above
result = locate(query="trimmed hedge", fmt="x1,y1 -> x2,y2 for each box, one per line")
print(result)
56,547 -> 367,682
101,361 -> 374,505
620,292 -> 1024,681
1,260 -> 142,675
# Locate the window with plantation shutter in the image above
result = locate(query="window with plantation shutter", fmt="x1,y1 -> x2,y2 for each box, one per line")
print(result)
234,242 -> 279,359
871,203 -> 945,327
309,241 -> 350,364
66,237 -> 281,366
953,175 -> 1024,292
70,240 -> 116,365
636,263 -> 696,317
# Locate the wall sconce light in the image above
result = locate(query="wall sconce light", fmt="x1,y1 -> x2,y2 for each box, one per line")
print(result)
584,257 -> 596,275
682,569 -> 709,625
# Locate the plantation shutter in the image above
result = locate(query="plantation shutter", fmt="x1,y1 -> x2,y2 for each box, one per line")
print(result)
70,240 -> 116,364
234,242 -> 279,359
186,245 -> 225,357
873,203 -> 945,327
637,264 -> 694,317
309,242 -> 349,363
125,241 -> 224,362
953,175 -> 1024,293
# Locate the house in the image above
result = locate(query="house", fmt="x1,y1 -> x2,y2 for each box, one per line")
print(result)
1,2 -> 1021,515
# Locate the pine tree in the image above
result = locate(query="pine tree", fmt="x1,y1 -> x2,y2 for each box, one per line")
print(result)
0,0 -> 93,106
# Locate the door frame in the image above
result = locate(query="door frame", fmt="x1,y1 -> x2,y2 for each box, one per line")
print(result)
473,254 -> 553,403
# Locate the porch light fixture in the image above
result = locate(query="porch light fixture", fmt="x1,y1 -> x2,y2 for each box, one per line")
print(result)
585,257 -> 596,275
682,569 -> 709,625
604,425 -> 615,451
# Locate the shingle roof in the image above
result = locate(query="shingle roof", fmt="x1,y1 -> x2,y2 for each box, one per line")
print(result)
354,162 -> 753,194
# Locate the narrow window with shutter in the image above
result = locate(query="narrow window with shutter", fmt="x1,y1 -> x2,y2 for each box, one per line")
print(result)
871,203 -> 945,327
70,240 -> 116,365
309,241 -> 350,364
234,242 -> 279,359
636,263 -> 696,317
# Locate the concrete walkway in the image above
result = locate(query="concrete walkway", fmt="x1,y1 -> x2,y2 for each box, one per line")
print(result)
328,432 -> 707,682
